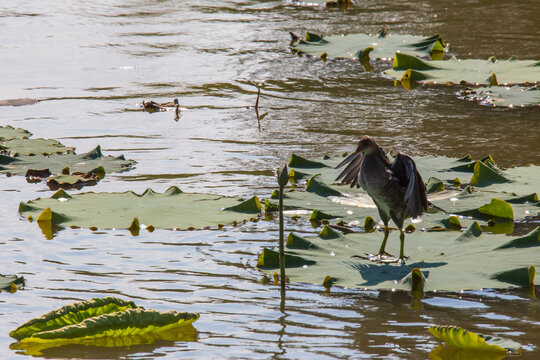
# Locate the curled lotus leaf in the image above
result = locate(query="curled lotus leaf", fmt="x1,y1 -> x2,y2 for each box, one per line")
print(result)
10,297 -> 138,340
385,53 -> 540,85
18,308 -> 199,343
292,30 -> 445,61
459,85 -> 540,107
429,325 -> 521,354
19,187 -> 262,232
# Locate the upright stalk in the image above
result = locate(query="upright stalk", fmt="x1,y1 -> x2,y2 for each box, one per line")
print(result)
277,165 -> 288,292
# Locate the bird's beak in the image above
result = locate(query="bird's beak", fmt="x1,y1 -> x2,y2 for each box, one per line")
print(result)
336,150 -> 361,169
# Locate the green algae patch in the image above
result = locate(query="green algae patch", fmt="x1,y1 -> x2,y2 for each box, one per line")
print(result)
460,85 -> 540,107
9,297 -> 199,356
19,187 -> 262,232
429,325 -> 521,354
385,53 -> 540,85
292,30 -> 445,61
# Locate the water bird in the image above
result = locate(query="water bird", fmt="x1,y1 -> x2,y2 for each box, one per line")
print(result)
335,136 -> 428,261
141,98 -> 179,112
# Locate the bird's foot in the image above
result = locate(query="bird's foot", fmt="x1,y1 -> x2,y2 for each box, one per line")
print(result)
378,251 -> 395,258
353,252 -> 400,263
398,255 -> 410,265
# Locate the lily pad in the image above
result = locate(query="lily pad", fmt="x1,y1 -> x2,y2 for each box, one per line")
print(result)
1,145 -> 134,176
459,85 -> 540,107
385,53 -> 540,85
10,297 -> 199,356
257,226 -> 540,291
0,125 -> 32,140
1,138 -> 73,156
292,30 -> 445,61
19,187 -> 262,231
266,153 -> 539,232
429,325 -> 521,354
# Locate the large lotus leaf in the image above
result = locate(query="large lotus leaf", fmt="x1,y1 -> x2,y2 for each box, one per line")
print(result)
10,297 -> 138,341
292,30 -> 445,61
269,153 -> 539,231
385,53 -> 540,85
19,186 -> 262,231
0,146 -> 135,176
1,138 -> 73,156
17,308 -> 199,343
256,226 -> 540,291
459,85 -> 540,107
429,325 -> 521,354
0,125 -> 31,140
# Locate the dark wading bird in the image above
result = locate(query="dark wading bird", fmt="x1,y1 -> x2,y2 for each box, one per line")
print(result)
336,136 -> 429,262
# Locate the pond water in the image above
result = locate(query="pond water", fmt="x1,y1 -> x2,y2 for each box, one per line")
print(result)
1,0 -> 539,359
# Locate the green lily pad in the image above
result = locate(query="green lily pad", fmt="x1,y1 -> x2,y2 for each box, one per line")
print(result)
0,125 -> 32,140
385,53 -> 540,85
460,85 -> 540,107
19,187 -> 262,231
429,325 -> 521,354
1,138 -> 73,156
266,153 -> 539,231
292,30 -> 445,61
257,226 -> 540,291
1,146 -> 135,176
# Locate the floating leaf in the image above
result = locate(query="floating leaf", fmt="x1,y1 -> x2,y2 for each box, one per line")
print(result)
385,53 -> 540,85
478,199 -> 514,220
257,226 -> 540,291
17,308 -> 198,343
10,297 -> 137,340
256,248 -> 315,268
460,85 -> 540,107
1,138 -> 72,156
1,146 -> 135,177
0,125 -> 32,140
19,187 -> 262,231
292,30 -> 445,61
429,325 -> 521,354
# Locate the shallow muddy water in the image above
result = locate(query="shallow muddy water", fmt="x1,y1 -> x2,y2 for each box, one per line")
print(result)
1,1 -> 539,359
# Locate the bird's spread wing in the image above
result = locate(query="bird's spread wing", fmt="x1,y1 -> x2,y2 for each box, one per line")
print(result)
335,152 -> 364,188
390,153 -> 428,218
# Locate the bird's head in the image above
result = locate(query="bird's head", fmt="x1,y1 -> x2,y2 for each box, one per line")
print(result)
354,136 -> 377,155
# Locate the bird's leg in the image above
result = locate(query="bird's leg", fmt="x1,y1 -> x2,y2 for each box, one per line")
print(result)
399,229 -> 409,262
378,226 -> 394,258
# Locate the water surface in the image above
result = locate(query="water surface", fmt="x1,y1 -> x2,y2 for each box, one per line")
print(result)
1,1 -> 539,359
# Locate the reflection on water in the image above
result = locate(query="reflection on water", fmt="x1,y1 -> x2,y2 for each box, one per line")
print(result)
1,0 -> 539,359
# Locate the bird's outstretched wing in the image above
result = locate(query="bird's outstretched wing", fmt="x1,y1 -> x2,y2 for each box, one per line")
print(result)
335,152 -> 364,188
390,153 -> 428,218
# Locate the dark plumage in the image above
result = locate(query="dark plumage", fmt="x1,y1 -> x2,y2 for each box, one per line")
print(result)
336,136 -> 428,260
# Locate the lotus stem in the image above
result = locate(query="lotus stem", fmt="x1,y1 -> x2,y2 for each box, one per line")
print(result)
277,165 -> 288,292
